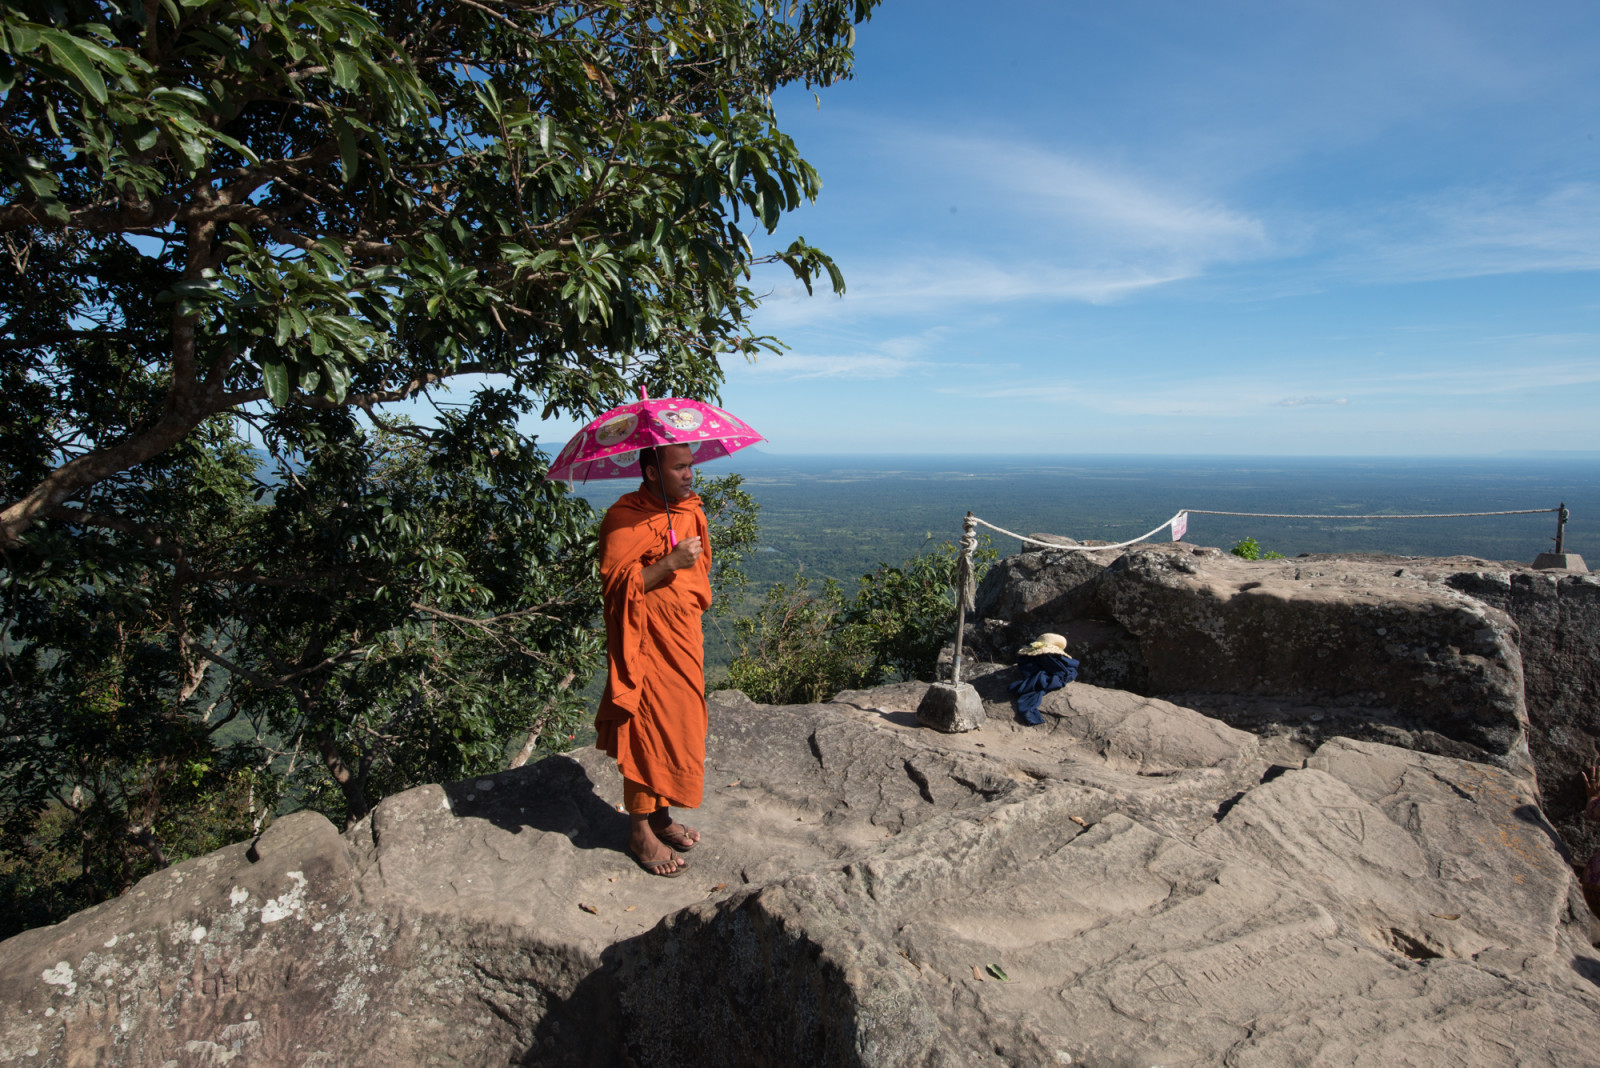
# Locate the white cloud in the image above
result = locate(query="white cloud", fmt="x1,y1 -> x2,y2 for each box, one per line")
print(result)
1333,182 -> 1600,283
734,352 -> 925,380
752,256 -> 1194,329
950,358 -> 1600,420
1274,396 -> 1350,407
748,117 -> 1284,327
927,134 -> 1272,261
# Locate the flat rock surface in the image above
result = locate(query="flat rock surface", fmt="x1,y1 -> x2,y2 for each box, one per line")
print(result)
4,687 -> 1598,1066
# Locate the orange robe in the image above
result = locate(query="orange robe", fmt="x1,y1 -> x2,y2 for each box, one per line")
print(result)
595,489 -> 713,809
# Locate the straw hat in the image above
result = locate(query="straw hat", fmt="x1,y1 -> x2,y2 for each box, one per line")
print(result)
1017,632 -> 1068,657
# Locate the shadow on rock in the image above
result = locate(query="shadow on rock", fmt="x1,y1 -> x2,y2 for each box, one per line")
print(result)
1573,956 -> 1600,990
440,756 -> 631,856
1515,803 -> 1574,861
518,942 -> 633,1068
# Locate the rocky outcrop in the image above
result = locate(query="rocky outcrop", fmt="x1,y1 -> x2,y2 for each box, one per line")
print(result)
1093,550 -> 1531,775
5,686 -> 1599,1066
1446,568 -> 1600,864
970,547 -> 1600,837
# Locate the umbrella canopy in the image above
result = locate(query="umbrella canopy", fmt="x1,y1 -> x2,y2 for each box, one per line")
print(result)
547,388 -> 764,484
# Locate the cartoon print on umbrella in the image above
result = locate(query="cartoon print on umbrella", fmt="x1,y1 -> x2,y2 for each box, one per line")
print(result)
548,388 -> 766,548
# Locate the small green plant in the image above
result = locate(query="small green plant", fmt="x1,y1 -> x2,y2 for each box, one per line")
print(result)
1230,537 -> 1285,560
721,536 -> 996,704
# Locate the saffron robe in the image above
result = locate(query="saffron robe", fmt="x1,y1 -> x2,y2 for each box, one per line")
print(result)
595,489 -> 713,808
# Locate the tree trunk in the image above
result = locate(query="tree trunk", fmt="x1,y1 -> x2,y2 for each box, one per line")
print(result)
509,670 -> 577,769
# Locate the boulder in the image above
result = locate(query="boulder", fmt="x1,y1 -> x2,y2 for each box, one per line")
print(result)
968,546 -> 1600,866
1446,569 -> 1600,866
1092,550 -> 1532,776
6,688 -> 1598,1066
970,547 -> 1111,637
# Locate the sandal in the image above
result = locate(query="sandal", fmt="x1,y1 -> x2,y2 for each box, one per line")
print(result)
653,823 -> 700,852
629,846 -> 689,878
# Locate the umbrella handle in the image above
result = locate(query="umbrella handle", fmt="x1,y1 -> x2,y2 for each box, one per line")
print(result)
668,529 -> 679,549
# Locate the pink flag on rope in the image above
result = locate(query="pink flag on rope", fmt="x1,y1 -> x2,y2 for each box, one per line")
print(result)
1171,512 -> 1188,542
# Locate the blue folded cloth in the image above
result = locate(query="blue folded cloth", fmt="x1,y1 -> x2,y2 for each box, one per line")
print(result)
1009,652 -> 1079,725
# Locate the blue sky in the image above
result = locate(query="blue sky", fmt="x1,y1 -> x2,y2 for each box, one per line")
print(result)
537,0 -> 1600,458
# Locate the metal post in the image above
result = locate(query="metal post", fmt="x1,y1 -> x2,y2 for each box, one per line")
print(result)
952,511 -> 976,686
1555,502 -> 1568,555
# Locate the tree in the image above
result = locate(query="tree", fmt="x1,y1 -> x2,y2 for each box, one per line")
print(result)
847,535 -> 995,682
213,414 -> 607,825
0,413 -> 604,933
0,0 -> 877,929
1,421 -> 276,936
1,0 -> 875,545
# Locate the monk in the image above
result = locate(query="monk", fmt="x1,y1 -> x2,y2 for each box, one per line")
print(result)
595,443 -> 712,877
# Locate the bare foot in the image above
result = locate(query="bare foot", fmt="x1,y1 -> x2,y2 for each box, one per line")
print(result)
649,809 -> 700,852
629,815 -> 688,877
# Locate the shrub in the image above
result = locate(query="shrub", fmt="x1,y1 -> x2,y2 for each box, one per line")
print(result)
1230,537 -> 1284,560
722,536 -> 994,704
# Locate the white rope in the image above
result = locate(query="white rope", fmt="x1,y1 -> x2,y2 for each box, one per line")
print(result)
970,506 -> 1560,552
971,513 -> 1188,552
1183,508 -> 1558,519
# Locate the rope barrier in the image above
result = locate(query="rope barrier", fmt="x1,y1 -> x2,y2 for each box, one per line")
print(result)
971,513 -> 1189,552
1183,508 -> 1558,520
969,506 -> 1563,553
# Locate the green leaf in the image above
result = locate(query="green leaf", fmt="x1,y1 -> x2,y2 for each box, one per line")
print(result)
335,121 -> 359,182
41,32 -> 107,104
130,121 -> 160,152
261,360 -> 291,406
6,22 -> 41,53
330,51 -> 359,90
16,158 -> 68,223
985,963 -> 1009,981
208,127 -> 260,164
150,85 -> 207,107
320,358 -> 350,402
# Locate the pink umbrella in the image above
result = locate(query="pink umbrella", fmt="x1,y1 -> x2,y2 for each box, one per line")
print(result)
547,388 -> 765,546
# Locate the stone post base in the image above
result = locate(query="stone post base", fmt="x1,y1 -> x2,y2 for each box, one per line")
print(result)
916,682 -> 985,733
1532,553 -> 1589,571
